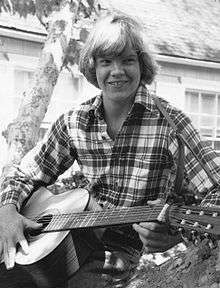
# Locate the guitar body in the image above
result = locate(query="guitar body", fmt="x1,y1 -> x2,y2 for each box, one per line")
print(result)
0,187 -> 90,288
0,231 -> 85,288
17,187 -> 90,265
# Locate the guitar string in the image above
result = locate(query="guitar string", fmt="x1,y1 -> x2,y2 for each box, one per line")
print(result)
34,212 -> 164,229
33,205 -> 195,225
32,206 -> 196,227
41,215 -> 215,235
31,205 -> 163,222
33,204 -> 202,224
31,207 -> 214,233
32,205 -> 210,230
31,206 -> 161,221
33,206 -> 165,230
34,210 -> 180,226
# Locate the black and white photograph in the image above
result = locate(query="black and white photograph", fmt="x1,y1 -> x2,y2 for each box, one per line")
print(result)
0,0 -> 220,287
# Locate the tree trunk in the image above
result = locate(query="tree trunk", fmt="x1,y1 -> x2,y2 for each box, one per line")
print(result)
2,0 -> 80,176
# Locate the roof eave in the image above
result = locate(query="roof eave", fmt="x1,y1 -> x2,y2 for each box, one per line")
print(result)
156,54 -> 220,69
0,26 -> 46,43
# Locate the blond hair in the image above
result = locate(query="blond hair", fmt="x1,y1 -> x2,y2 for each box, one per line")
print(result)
79,12 -> 157,88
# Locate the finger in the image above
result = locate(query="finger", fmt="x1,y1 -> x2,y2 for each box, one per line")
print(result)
88,196 -> 103,211
24,218 -> 43,230
0,241 -> 3,262
133,223 -> 149,236
4,241 -> 16,270
17,236 -> 29,255
139,234 -> 165,248
133,224 -> 159,240
144,242 -> 173,254
144,245 -> 166,254
133,222 -> 167,233
141,233 -> 181,254
133,224 -> 170,249
140,222 -> 168,232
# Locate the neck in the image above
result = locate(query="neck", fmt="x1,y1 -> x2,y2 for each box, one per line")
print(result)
103,97 -> 134,139
103,96 -> 134,120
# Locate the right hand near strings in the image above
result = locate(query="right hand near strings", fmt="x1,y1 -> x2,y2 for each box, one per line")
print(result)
0,204 -> 42,270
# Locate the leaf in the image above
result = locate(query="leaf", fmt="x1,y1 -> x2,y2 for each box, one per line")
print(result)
79,27 -> 89,42
1,0 -> 36,18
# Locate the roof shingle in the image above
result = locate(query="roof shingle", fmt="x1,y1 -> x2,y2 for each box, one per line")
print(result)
101,0 -> 220,62
0,0 -> 220,62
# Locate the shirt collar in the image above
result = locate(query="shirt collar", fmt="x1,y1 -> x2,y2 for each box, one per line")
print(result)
89,93 -> 104,120
88,84 -> 157,119
133,85 -> 156,112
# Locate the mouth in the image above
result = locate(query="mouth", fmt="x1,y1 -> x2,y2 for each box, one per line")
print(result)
107,80 -> 128,87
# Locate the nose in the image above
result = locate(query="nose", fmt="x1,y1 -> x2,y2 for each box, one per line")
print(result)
110,60 -> 125,77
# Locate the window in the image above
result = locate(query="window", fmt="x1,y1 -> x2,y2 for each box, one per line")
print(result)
14,69 -> 34,97
13,69 -> 34,114
185,90 -> 220,151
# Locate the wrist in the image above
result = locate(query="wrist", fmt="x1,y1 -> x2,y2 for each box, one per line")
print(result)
0,203 -> 18,211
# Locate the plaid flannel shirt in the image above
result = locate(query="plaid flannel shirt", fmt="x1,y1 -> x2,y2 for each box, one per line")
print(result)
1,85 -> 220,211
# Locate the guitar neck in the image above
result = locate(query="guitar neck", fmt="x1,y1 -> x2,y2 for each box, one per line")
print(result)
40,204 -> 164,232
37,202 -> 220,237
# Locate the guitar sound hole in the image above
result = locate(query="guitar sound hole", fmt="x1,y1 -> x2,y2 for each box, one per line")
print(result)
29,214 -> 53,236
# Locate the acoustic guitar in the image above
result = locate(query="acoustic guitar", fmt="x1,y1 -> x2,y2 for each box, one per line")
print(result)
13,186 -> 220,265
1,187 -> 220,288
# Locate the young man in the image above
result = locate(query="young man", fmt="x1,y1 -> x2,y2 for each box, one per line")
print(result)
0,12 -> 220,288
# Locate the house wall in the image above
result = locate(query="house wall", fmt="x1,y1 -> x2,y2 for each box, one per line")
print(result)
1,35 -> 220,172
157,62 -> 220,108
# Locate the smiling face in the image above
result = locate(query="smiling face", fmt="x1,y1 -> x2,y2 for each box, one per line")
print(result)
95,45 -> 141,105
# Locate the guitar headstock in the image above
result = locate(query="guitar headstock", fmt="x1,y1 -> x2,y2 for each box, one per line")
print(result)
167,204 -> 220,237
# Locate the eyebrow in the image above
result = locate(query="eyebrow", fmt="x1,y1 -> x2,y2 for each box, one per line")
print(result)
98,52 -> 138,58
121,53 -> 138,58
126,53 -> 138,57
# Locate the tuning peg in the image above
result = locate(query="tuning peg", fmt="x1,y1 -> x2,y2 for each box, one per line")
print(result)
178,228 -> 203,246
187,230 -> 204,246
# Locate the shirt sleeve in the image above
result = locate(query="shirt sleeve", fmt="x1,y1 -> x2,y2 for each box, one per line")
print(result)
0,113 -> 77,211
168,107 -> 220,207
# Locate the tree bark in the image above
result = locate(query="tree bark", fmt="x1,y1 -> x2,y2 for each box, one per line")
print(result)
2,0 -> 81,176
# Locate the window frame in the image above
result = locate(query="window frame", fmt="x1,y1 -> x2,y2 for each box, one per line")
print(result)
185,88 -> 220,151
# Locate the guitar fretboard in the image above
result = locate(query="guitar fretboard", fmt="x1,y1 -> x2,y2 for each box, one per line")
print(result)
38,204 -> 164,232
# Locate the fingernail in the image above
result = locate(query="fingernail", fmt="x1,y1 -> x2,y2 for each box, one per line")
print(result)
24,247 -> 29,254
20,241 -> 29,255
22,247 -> 29,255
6,261 -> 14,270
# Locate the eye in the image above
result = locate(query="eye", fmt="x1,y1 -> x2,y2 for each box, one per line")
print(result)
123,57 -> 137,65
97,58 -> 112,66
